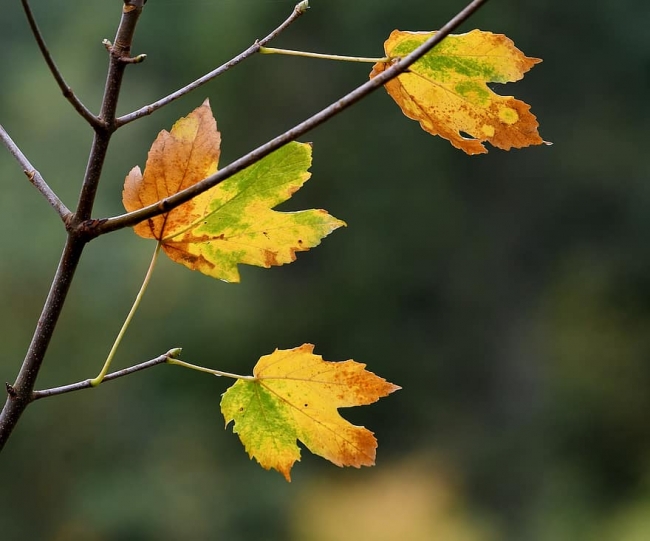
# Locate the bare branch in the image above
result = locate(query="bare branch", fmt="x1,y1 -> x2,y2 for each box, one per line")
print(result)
0,1 -> 148,452
74,1 -> 147,221
0,236 -> 86,451
0,123 -> 71,222
20,0 -> 100,127
31,349 -> 181,401
116,1 -> 308,127
94,0 -> 490,237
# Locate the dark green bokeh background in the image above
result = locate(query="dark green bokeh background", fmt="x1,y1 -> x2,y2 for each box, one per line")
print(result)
1,1 -> 649,539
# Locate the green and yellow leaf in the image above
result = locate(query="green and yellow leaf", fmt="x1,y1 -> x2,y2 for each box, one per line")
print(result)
221,344 -> 400,481
123,100 -> 345,282
370,30 -> 545,155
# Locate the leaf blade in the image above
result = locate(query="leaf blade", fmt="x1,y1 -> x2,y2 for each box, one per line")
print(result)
371,29 -> 545,154
164,142 -> 345,282
123,101 -> 345,282
221,344 -> 400,481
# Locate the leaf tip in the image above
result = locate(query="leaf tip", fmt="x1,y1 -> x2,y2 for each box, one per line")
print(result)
336,218 -> 347,229
280,468 -> 293,482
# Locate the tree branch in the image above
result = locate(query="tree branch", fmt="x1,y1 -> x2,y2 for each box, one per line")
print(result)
116,1 -> 309,127
0,236 -> 86,450
20,0 -> 100,127
74,0 -> 147,222
31,349 -> 181,401
93,0 -> 490,237
0,0 -> 148,452
0,0 -> 490,451
0,123 -> 71,222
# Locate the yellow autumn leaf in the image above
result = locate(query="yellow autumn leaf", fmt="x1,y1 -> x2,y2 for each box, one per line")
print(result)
370,29 -> 545,155
123,99 -> 345,282
220,344 -> 400,481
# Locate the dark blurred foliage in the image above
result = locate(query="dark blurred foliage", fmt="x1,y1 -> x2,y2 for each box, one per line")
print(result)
1,0 -> 649,539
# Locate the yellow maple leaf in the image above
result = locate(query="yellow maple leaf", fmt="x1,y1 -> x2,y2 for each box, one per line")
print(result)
123,100 -> 345,282
370,29 -> 545,155
220,344 -> 400,481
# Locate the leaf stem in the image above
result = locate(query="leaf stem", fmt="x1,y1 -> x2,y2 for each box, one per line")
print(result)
90,242 -> 162,387
167,358 -> 255,381
260,46 -> 389,64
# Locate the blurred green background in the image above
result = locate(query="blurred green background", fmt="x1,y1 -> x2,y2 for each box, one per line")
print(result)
1,0 -> 649,539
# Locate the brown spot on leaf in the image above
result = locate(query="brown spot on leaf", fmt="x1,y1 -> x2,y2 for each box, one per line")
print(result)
263,249 -> 279,267
163,244 -> 215,271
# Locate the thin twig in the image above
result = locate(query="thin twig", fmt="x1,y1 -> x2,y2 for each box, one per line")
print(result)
31,349 -> 182,401
20,0 -> 100,127
115,1 -> 308,127
94,0 -> 490,236
0,123 -> 71,222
